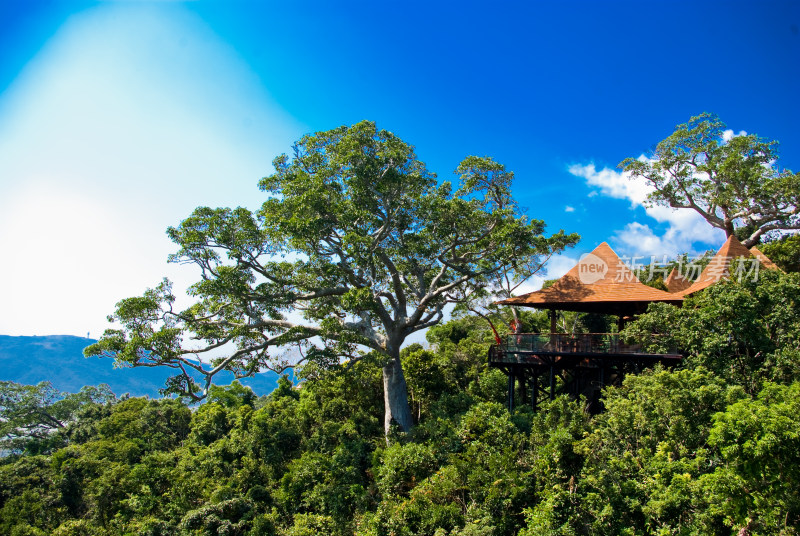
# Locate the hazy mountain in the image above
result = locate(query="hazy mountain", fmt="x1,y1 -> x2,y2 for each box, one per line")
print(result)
0,334 -> 281,398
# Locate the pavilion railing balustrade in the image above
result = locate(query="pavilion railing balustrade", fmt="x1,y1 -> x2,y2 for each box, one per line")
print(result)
498,333 -> 677,358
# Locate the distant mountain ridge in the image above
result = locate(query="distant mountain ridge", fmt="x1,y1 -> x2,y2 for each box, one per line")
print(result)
0,335 -> 280,398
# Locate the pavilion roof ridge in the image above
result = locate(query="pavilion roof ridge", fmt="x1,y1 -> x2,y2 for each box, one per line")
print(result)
557,241 -> 642,286
749,245 -> 782,272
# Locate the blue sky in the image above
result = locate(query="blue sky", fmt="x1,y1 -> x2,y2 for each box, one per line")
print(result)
0,0 -> 798,337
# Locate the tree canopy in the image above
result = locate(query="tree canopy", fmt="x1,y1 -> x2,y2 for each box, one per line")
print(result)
620,112 -> 800,246
623,269 -> 800,394
0,381 -> 115,455
761,233 -> 800,273
6,312 -> 800,535
86,121 -> 577,434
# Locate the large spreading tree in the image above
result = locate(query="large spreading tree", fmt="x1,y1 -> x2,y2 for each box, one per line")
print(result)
620,112 -> 799,246
86,121 -> 577,434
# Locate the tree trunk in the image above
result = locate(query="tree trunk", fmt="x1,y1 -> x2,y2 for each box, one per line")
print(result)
382,353 -> 413,437
723,217 -> 735,238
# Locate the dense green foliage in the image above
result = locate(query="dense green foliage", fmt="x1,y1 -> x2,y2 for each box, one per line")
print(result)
761,234 -> 800,273
624,269 -> 800,394
0,381 -> 115,455
3,271 -> 800,534
7,116 -> 799,533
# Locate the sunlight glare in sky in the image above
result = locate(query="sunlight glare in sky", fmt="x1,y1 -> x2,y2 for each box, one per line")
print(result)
0,4 -> 303,337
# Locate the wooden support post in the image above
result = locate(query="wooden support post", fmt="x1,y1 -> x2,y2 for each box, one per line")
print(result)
507,371 -> 515,411
549,364 -> 555,400
531,370 -> 538,411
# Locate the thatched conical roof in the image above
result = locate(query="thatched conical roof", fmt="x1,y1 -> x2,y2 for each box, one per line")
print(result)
677,235 -> 777,296
498,242 -> 683,315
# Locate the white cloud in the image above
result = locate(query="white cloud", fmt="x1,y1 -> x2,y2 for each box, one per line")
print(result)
569,162 -> 725,256
722,129 -> 747,142
565,205 -> 575,213
568,162 -> 653,207
613,222 -> 677,258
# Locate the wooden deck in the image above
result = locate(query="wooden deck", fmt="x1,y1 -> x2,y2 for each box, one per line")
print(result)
488,333 -> 682,412
489,333 -> 682,363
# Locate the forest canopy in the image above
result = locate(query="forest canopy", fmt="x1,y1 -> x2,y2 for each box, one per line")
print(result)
4,268 -> 800,535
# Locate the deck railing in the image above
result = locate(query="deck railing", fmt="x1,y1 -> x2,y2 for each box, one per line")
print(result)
497,333 -> 675,356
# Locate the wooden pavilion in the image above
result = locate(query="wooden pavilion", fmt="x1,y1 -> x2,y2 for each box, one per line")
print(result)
491,236 -> 780,412
491,242 -> 684,412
